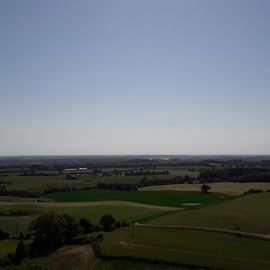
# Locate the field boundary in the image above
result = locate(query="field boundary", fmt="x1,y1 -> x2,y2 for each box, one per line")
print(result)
0,201 -> 182,211
135,223 -> 270,241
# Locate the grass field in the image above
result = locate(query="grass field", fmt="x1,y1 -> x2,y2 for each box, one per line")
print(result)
0,239 -> 19,256
100,227 -> 270,270
44,190 -> 235,208
150,192 -> 270,234
0,202 -> 172,235
141,182 -> 270,195
92,259 -> 191,270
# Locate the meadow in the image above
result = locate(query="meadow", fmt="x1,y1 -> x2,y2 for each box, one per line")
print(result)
100,227 -> 270,270
0,239 -> 19,257
150,192 -> 270,234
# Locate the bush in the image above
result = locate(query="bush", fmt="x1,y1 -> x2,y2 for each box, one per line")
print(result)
100,214 -> 116,231
79,218 -> 94,233
0,229 -> 9,240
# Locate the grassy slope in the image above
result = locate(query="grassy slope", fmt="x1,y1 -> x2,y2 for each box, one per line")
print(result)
150,192 -> 270,234
101,227 -> 270,270
141,182 -> 270,195
44,190 -> 234,208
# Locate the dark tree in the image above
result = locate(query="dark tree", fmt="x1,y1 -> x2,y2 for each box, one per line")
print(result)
201,184 -> 211,194
99,214 -> 116,231
15,241 -> 27,264
29,212 -> 81,255
29,212 -> 64,254
0,229 -> 9,240
79,218 -> 94,233
60,214 -> 81,242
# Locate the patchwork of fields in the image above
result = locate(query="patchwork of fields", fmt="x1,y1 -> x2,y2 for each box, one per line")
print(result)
1,165 -> 270,270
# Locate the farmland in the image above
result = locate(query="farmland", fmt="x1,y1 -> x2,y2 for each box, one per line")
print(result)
150,192 -> 270,234
141,182 -> 270,195
100,227 -> 270,270
1,156 -> 270,269
0,166 -> 197,193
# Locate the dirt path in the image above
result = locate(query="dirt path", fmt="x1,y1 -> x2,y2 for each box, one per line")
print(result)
52,245 -> 93,270
135,223 -> 270,240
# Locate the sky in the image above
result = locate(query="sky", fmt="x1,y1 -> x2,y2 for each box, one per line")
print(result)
0,0 -> 270,155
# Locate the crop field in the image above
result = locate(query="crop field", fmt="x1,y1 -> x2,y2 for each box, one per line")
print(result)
0,201 -> 172,235
141,182 -> 270,195
100,227 -> 270,270
150,192 -> 270,234
44,189 -> 235,208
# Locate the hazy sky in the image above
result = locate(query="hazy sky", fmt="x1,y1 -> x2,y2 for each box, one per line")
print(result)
1,0 -> 270,155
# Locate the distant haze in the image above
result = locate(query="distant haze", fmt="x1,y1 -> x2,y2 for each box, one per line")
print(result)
1,0 -> 270,155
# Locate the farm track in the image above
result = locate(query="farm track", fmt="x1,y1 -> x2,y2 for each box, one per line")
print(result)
135,223 -> 270,241
52,245 -> 93,270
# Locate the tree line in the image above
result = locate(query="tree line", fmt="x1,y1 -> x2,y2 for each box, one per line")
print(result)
198,167 -> 270,183
0,211 -> 128,267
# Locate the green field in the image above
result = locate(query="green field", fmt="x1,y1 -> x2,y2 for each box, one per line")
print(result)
92,259 -> 192,270
141,182 -> 270,195
0,239 -> 19,256
0,202 -> 171,235
44,190 -> 235,208
150,192 -> 270,234
100,227 -> 270,270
